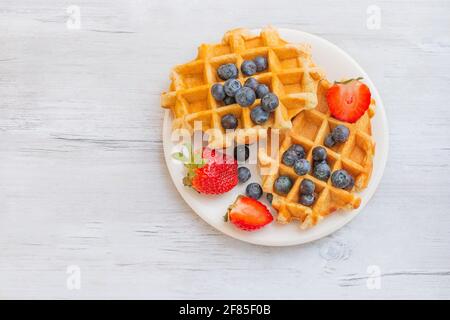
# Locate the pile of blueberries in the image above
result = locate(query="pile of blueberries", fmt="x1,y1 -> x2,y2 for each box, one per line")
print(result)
299,179 -> 316,206
280,143 -> 332,182
282,144 -> 310,176
271,175 -> 319,206
272,133 -> 355,206
311,146 -> 331,182
234,145 -> 273,203
310,145 -> 355,190
324,124 -> 350,148
211,57 -> 281,129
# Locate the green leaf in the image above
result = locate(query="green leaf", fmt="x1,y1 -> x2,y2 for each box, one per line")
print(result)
172,152 -> 187,162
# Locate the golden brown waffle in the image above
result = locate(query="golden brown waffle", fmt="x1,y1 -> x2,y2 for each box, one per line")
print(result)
161,27 -> 324,148
259,80 -> 376,228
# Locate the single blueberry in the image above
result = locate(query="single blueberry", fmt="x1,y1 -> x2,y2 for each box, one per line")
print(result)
324,133 -> 336,148
250,105 -> 270,124
223,96 -> 236,105
300,179 -> 315,195
238,167 -> 251,183
261,93 -> 279,112
217,63 -> 238,80
293,159 -> 311,176
274,176 -> 293,195
223,79 -> 242,97
331,169 -> 353,189
332,125 -> 350,143
241,60 -> 257,76
235,87 -> 256,107
312,146 -> 327,161
246,182 -> 263,200
244,77 -> 259,91
313,161 -> 331,181
254,56 -> 268,72
282,149 -> 297,167
211,83 -> 226,101
299,193 -> 315,206
234,145 -> 249,162
221,114 -> 238,130
266,193 -> 273,204
288,144 -> 306,159
255,84 -> 270,99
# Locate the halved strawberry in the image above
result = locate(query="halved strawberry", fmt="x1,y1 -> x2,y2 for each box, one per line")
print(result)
326,78 -> 371,123
173,144 -> 238,195
225,195 -> 273,231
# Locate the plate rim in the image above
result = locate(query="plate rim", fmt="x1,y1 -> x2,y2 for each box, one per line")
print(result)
162,27 -> 389,246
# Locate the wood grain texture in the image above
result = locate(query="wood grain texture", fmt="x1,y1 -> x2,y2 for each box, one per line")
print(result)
1,0 -> 449,299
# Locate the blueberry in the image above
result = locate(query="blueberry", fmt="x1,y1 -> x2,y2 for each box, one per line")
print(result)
241,60 -> 257,76
254,56 -> 268,72
288,144 -> 305,159
250,105 -> 270,124
211,83 -> 226,101
324,133 -> 336,148
217,63 -> 238,80
274,176 -> 293,195
299,193 -> 315,206
282,149 -> 297,167
246,182 -> 263,200
300,179 -> 315,195
261,93 -> 279,112
235,87 -> 256,107
266,193 -> 273,204
331,169 -> 354,189
255,84 -> 270,99
238,167 -> 251,183
221,114 -> 238,130
312,146 -> 327,161
234,145 -> 249,162
332,125 -> 350,143
223,96 -> 236,105
223,79 -> 242,97
313,160 -> 328,171
244,77 -> 259,91
313,162 -> 331,181
293,159 -> 311,176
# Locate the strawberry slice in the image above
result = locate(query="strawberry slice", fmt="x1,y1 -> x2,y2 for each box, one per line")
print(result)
326,78 -> 371,123
173,144 -> 238,195
225,195 -> 273,231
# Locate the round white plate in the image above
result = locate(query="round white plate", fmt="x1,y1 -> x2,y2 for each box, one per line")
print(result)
162,28 -> 389,246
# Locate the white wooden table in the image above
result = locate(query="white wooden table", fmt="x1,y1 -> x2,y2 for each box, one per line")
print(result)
1,0 -> 449,299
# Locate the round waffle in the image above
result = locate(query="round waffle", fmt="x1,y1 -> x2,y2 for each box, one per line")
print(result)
258,79 -> 376,228
161,27 -> 324,148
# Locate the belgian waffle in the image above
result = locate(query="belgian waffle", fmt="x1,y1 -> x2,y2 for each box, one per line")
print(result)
259,79 -> 376,228
161,27 -> 324,148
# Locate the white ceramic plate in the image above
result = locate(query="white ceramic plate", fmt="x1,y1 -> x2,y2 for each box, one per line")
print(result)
162,28 -> 389,246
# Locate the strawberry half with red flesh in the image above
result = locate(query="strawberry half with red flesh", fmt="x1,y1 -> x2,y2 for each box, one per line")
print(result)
175,146 -> 238,195
326,78 -> 371,123
225,195 -> 273,231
